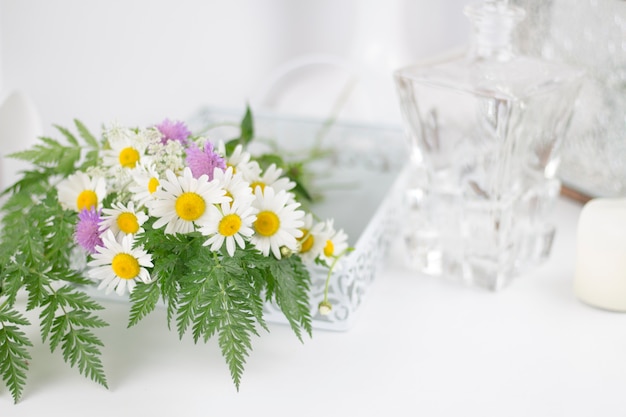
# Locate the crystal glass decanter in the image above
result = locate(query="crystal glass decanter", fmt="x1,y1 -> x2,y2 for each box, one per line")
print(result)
393,0 -> 584,290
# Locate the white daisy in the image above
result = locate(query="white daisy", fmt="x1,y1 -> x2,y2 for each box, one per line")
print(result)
102,129 -> 146,171
319,219 -> 349,265
88,230 -> 153,296
217,142 -> 261,181
199,199 -> 257,256
129,162 -> 162,207
212,166 -> 255,207
57,171 -> 107,212
148,167 -> 229,234
99,201 -> 148,239
250,186 -> 304,259
248,163 -> 295,194
297,213 -> 331,264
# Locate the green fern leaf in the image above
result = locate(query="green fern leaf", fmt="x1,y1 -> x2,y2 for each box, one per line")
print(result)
54,286 -> 105,312
65,310 -> 108,329
39,293 -> 58,343
216,292 -> 256,390
74,119 -> 99,148
49,314 -> 69,353
24,269 -> 50,311
224,259 -> 268,333
177,261 -> 220,339
269,256 -> 312,341
61,328 -> 108,389
0,307 -> 31,327
128,281 -> 161,328
53,124 -> 79,146
0,307 -> 33,403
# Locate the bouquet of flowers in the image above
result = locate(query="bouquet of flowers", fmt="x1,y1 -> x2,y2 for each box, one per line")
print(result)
0,107 -> 349,403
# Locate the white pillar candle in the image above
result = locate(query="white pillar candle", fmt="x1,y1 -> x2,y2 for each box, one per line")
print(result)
574,198 -> 626,311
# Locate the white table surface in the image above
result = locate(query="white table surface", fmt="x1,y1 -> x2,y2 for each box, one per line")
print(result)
3,196 -> 626,417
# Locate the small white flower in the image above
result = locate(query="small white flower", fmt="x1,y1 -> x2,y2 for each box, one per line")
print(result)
88,230 -> 153,296
212,166 -> 255,207
199,199 -> 257,256
57,172 -> 107,212
319,219 -> 349,265
217,142 -> 261,182
249,186 -> 304,259
248,163 -> 295,194
148,167 -> 229,234
102,129 -> 146,171
99,201 -> 148,239
297,213 -> 331,264
146,135 -> 186,174
129,162 -> 162,207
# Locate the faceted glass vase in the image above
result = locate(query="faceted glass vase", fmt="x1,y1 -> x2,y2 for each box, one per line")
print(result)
394,0 -> 584,290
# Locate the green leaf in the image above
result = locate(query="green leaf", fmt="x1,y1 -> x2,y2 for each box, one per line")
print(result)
128,281 -> 161,328
254,153 -> 284,171
54,286 -> 105,312
217,305 -> 255,391
291,177 -> 314,203
79,149 -> 100,171
0,263 -> 25,307
61,328 -> 108,389
45,288 -> 108,342
49,314 -> 69,353
24,269 -> 49,311
0,307 -> 33,403
53,124 -> 79,146
212,276 -> 257,390
41,286 -> 108,392
65,310 -> 108,329
239,104 -> 254,144
225,105 -> 254,155
0,168 -> 51,198
225,260 -> 268,333
5,121 -> 100,178
39,294 -> 59,343
268,256 -> 312,341
74,119 -> 99,148
0,307 -> 31,327
176,261 -> 220,339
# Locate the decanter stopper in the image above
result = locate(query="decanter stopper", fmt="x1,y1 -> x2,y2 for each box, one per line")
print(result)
465,0 -> 525,61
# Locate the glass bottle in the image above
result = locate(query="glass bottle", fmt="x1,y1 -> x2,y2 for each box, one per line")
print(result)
393,0 -> 584,290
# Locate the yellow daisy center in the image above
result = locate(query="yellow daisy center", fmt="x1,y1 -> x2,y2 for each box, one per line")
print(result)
254,211 -> 280,237
76,190 -> 98,211
119,147 -> 140,168
250,181 -> 266,193
299,229 -> 314,253
111,253 -> 140,280
175,192 -> 206,221
227,163 -> 237,174
324,240 -> 334,257
148,177 -> 159,194
117,212 -> 140,234
218,214 -> 242,237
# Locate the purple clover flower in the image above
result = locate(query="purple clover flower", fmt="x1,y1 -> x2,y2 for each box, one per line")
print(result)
185,141 -> 226,180
156,119 -> 191,144
74,208 -> 104,254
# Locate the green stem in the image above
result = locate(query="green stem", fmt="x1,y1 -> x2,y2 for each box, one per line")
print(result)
0,296 -> 11,312
321,247 -> 353,305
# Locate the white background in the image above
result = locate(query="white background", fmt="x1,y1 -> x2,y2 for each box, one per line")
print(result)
0,0 -> 471,133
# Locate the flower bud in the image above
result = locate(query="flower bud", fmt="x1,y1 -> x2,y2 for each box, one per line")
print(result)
318,301 -> 332,315
280,246 -> 293,258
